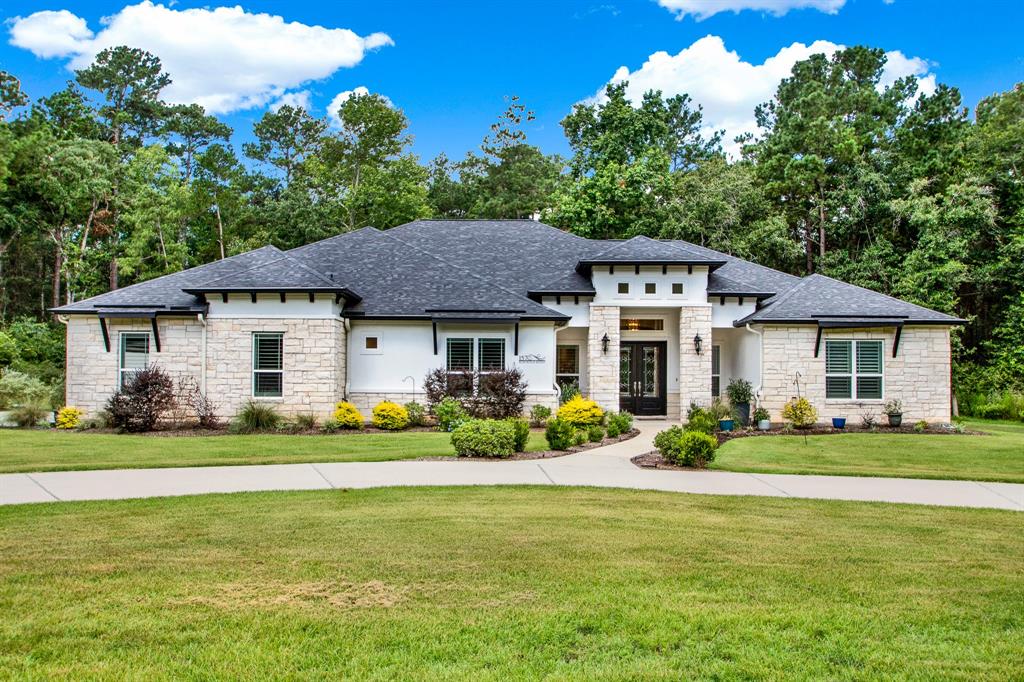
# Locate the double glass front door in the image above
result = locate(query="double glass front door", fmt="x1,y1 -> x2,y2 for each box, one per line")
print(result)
619,341 -> 667,416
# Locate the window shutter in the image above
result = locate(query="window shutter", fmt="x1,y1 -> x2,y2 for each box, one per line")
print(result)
446,339 -> 473,371
254,334 -> 283,370
826,376 -> 852,399
825,341 -> 852,374
856,376 -> 883,400
121,333 -> 150,370
478,339 -> 505,372
856,341 -> 883,375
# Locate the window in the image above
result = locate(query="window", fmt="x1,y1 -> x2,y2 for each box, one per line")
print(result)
360,334 -> 382,355
826,340 -> 883,400
556,345 -> 580,389
672,282 -> 684,295
119,332 -> 150,387
620,318 -> 664,331
365,336 -> 378,350
478,338 -> 506,373
617,282 -> 629,295
446,338 -> 474,395
252,332 -> 284,397
644,282 -> 657,295
711,345 -> 721,397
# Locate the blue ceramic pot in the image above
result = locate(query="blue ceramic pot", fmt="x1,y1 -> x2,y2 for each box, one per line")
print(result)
832,417 -> 847,429
718,419 -> 734,432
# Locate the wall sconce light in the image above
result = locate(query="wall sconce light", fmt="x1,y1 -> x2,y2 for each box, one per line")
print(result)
601,333 -> 610,354
693,333 -> 703,355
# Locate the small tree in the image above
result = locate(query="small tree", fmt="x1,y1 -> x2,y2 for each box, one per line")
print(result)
106,365 -> 176,432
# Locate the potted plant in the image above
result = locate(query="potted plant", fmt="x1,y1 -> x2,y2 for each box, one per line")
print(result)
832,417 -> 847,429
752,406 -> 771,431
726,378 -> 754,426
883,399 -> 903,427
718,417 -> 734,432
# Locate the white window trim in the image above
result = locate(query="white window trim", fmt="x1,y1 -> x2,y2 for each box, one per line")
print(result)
711,344 -> 721,397
252,332 -> 284,399
825,339 -> 884,402
118,331 -> 151,387
360,333 -> 383,355
477,338 -> 507,374
556,344 -> 580,387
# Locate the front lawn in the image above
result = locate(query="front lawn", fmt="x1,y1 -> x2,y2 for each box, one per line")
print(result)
0,429 -> 549,473
0,487 -> 1021,679
713,418 -> 1024,483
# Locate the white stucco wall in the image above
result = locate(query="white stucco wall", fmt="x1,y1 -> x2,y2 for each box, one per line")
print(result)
207,292 -> 343,318
540,296 -> 591,327
711,298 -> 757,328
347,320 -> 559,411
591,265 -> 710,306
712,327 -> 762,398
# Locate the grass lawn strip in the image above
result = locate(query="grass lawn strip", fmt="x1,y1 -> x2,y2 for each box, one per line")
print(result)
712,418 -> 1024,483
0,486 -> 1021,679
0,429 -> 549,473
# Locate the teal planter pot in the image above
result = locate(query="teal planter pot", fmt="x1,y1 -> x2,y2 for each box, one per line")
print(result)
832,417 -> 846,429
718,419 -> 734,432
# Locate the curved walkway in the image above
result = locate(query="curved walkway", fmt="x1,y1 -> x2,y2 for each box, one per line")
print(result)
2,422 -> 1022,510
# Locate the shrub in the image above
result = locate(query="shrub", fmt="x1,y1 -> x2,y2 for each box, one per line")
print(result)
372,401 -> 409,430
559,380 -> 580,404
685,406 -> 717,435
587,425 -> 605,442
883,399 -> 903,416
434,397 -> 468,432
331,401 -> 364,429
914,419 -> 928,433
294,413 -> 319,430
505,417 -> 530,452
654,426 -> 718,468
529,404 -> 552,427
709,398 -> 732,421
404,401 -> 427,427
55,406 -> 82,430
556,395 -> 604,428
726,378 -> 754,405
544,417 -> 575,450
106,366 -> 177,433
12,403 -> 48,428
172,376 -> 219,429
782,397 -> 817,429
573,429 -> 587,446
860,411 -> 878,428
231,400 -> 282,434
424,367 -> 528,419
451,419 -> 516,458
0,370 -> 51,409
605,411 -> 633,438
752,406 -> 770,422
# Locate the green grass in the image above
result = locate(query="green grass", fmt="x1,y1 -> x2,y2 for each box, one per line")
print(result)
713,418 -> 1024,483
0,487 -> 1021,679
0,429 -> 549,473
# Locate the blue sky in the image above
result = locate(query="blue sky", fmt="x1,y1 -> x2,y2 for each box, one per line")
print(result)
2,0 -> 1022,162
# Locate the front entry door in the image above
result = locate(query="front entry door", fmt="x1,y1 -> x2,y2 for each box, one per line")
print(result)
619,341 -> 667,416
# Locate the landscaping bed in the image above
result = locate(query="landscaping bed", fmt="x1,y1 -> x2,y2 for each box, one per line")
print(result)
716,422 -> 982,442
421,427 -> 639,461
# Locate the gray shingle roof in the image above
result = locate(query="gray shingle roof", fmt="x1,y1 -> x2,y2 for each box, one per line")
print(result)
52,220 -> 962,326
735,273 -> 964,325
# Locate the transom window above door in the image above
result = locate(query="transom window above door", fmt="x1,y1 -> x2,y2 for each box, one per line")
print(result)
620,319 -> 664,331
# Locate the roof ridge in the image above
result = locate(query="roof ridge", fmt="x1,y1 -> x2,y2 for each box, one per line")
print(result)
378,229 -> 563,316
287,226 -> 383,255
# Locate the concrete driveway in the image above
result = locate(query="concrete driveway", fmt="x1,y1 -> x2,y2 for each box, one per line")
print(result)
2,421 -> 1022,510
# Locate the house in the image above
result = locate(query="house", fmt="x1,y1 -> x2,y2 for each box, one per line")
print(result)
51,219 -> 963,423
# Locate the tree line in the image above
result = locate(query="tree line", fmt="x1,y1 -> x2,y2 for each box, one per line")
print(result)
0,45 -> 1021,403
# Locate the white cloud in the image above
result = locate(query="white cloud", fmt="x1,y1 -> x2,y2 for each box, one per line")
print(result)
7,2 -> 393,114
270,90 -> 312,112
658,0 -> 846,20
589,35 -> 936,157
327,86 -> 393,128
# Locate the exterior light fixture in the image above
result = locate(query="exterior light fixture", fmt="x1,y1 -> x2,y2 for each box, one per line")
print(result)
693,333 -> 703,355
601,333 -> 610,354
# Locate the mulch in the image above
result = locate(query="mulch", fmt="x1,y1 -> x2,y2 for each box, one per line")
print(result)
418,428 -> 641,462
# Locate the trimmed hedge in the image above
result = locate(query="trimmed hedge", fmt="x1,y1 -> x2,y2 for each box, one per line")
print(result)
372,401 -> 410,430
545,417 -> 575,450
451,419 -> 516,458
654,425 -> 719,468
332,401 -> 365,429
556,395 -> 604,427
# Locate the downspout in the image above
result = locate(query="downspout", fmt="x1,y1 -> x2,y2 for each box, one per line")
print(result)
198,313 -> 208,394
745,323 -> 764,404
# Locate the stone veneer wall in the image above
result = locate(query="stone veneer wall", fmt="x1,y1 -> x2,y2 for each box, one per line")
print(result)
347,391 -> 558,418
760,325 -> 952,423
65,316 -> 205,416
679,305 -> 713,420
587,305 -> 621,413
204,317 -> 345,419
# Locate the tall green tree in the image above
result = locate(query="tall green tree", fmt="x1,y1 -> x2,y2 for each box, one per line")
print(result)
243,104 -> 326,186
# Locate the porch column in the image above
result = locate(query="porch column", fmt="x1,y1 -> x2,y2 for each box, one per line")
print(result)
587,305 -> 620,412
679,305 -> 712,421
